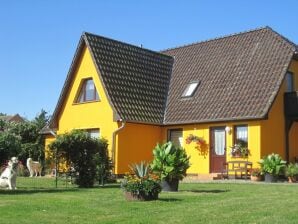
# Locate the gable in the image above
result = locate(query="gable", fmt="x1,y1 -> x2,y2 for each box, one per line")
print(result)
84,33 -> 174,124
52,45 -> 116,131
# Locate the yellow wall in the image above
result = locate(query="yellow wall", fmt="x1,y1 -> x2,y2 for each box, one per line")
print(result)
260,80 -> 286,159
115,123 -> 162,174
56,46 -> 118,152
162,121 -> 261,174
289,60 -> 298,162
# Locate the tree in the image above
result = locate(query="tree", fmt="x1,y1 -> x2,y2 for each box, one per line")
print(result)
0,109 -> 50,166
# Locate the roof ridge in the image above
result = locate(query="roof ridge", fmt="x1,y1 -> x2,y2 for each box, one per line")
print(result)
83,31 -> 173,59
266,27 -> 297,51
161,26 -> 271,52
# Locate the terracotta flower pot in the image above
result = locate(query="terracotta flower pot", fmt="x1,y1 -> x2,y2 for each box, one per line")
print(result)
250,175 -> 262,181
288,176 -> 297,183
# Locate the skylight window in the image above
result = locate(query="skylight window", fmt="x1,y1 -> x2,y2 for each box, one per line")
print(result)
182,81 -> 200,97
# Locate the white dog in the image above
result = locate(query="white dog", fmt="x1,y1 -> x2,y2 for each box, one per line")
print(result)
26,158 -> 42,177
0,157 -> 19,190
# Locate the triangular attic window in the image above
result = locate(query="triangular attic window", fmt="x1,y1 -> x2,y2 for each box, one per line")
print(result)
76,79 -> 99,103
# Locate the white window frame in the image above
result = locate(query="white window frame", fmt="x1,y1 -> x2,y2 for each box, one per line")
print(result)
182,81 -> 200,97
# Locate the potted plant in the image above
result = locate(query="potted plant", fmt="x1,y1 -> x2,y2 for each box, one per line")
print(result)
285,163 -> 298,183
250,168 -> 262,181
121,161 -> 161,201
259,153 -> 286,183
229,140 -> 249,157
150,141 -> 190,192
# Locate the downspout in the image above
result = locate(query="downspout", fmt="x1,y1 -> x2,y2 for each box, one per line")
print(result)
112,120 -> 126,175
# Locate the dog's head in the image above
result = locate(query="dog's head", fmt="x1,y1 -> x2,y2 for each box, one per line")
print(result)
9,157 -> 19,170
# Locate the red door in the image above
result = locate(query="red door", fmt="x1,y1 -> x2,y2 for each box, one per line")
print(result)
210,127 -> 226,173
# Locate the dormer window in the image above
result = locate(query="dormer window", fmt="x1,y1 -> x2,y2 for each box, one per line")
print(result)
76,79 -> 99,103
182,81 -> 200,97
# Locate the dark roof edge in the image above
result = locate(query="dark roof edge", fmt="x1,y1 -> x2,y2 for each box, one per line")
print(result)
260,52 -> 295,119
49,36 -> 85,128
125,115 -> 269,127
83,32 -> 173,60
83,34 -> 121,120
163,116 -> 268,126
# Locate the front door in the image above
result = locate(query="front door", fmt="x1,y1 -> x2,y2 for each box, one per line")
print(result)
210,127 -> 226,173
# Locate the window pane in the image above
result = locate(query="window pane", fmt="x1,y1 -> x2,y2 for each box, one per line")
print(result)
88,129 -> 100,139
286,72 -> 294,92
85,80 -> 95,101
214,129 -> 225,155
182,82 -> 199,97
236,126 -> 248,146
169,130 -> 183,147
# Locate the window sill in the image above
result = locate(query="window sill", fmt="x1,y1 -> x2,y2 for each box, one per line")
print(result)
72,100 -> 100,105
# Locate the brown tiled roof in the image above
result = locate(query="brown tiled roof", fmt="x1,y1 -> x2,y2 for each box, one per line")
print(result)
84,33 -> 174,124
0,114 -> 24,123
50,27 -> 297,128
162,27 -> 297,124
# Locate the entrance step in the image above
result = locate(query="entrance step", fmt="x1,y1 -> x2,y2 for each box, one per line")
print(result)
183,173 -> 224,182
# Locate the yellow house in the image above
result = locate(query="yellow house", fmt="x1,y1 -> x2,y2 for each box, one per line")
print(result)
43,26 -> 298,175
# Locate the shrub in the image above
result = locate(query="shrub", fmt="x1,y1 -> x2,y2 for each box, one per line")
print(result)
285,163 -> 298,178
49,130 -> 111,188
150,141 -> 190,181
121,162 -> 161,199
259,153 -> 286,176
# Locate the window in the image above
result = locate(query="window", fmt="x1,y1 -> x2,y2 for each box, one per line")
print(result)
234,125 -> 248,147
182,81 -> 200,97
76,79 -> 99,103
168,129 -> 183,147
286,72 -> 294,92
87,129 -> 100,139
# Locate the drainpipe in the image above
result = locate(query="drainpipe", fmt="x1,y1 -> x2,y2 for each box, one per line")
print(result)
111,120 -> 126,175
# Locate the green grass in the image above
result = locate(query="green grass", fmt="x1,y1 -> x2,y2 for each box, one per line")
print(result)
1,178 -> 298,224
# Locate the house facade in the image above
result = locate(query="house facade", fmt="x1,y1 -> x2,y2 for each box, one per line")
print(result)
44,27 -> 298,175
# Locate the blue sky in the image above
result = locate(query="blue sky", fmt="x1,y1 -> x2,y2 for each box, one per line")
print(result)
0,1 -> 297,119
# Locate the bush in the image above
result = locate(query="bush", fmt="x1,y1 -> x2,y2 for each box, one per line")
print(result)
121,162 -> 161,199
150,141 -> 190,181
49,130 -> 111,188
259,153 -> 286,176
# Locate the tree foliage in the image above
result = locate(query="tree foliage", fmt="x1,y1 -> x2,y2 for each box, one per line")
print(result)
49,130 -> 111,188
0,110 -> 50,165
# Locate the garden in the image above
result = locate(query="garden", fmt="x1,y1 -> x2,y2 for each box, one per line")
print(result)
2,119 -> 298,223
1,178 -> 298,224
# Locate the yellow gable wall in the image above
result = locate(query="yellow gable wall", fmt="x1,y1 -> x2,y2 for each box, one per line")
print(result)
261,59 -> 298,162
56,46 -> 118,152
289,60 -> 298,161
161,121 -> 261,174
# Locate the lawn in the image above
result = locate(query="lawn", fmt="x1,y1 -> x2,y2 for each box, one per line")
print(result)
1,178 -> 298,224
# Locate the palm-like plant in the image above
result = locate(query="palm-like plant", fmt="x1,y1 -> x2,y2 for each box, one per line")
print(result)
150,141 -> 190,181
129,161 -> 149,179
